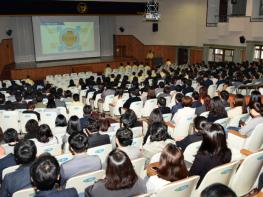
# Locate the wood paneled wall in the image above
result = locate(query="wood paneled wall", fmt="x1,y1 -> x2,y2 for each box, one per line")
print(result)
190,48 -> 203,64
115,35 -> 177,62
0,39 -> 14,75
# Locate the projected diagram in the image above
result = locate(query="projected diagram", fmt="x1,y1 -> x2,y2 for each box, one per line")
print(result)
40,22 -> 95,55
59,27 -> 81,51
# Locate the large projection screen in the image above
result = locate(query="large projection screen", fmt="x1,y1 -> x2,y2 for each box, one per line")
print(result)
32,16 -> 100,61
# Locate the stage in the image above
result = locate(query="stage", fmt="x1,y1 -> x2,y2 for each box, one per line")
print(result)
10,56 -> 134,81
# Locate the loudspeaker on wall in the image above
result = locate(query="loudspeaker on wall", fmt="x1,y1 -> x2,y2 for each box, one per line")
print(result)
152,23 -> 158,32
239,36 -> 246,44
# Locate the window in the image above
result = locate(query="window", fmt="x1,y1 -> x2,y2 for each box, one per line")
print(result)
208,48 -> 234,62
254,45 -> 263,61
260,0 -> 263,16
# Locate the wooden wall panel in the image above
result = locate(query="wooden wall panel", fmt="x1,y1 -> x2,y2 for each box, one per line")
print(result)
0,39 -> 14,75
115,35 -> 176,63
190,48 -> 203,64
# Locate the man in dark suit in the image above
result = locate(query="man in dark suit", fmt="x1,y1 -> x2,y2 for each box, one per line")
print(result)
191,91 -> 202,108
86,119 -> 110,148
0,140 -> 37,197
202,74 -> 213,88
80,105 -> 94,130
60,132 -> 102,185
31,154 -> 78,197
123,89 -> 141,110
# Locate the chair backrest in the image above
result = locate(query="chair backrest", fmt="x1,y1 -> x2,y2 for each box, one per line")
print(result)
40,111 -> 57,128
12,188 -> 35,197
165,96 -> 172,107
214,117 -> 230,130
162,113 -> 172,122
200,111 -> 209,118
37,144 -> 61,156
226,86 -> 236,94
2,165 -> 19,179
103,95 -> 114,112
155,176 -> 200,197
142,99 -> 157,117
131,157 -> 145,178
111,98 -> 127,116
130,101 -> 143,118
68,105 -> 83,119
88,144 -> 112,164
94,93 -> 102,109
229,150 -> 263,196
20,113 -> 38,133
55,153 -> 74,165
228,113 -> 249,128
174,114 -> 195,139
0,111 -> 20,131
207,85 -> 217,97
86,91 -> 95,105
131,126 -> 143,138
243,123 -> 263,151
34,108 -> 46,113
66,170 -> 105,196
150,152 -> 161,163
56,107 -> 68,120
195,160 -> 240,197
183,141 -> 202,164
132,136 -> 144,148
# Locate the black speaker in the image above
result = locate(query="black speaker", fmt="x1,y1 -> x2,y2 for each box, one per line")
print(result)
152,23 -> 158,32
231,0 -> 237,4
119,27 -> 125,33
240,36 -> 246,44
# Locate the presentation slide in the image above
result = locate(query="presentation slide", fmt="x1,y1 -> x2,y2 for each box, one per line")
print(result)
33,16 -> 100,61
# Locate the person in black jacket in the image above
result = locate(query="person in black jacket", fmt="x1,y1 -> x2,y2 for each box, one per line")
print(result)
177,116 -> 207,152
189,123 -> 231,187
31,154 -> 78,197
157,97 -> 171,115
122,89 -> 141,110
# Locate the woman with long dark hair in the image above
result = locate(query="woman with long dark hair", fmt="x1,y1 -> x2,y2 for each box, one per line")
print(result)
207,96 -> 228,122
143,122 -> 174,160
85,149 -> 146,197
189,123 -> 231,186
146,143 -> 188,193
227,94 -> 247,118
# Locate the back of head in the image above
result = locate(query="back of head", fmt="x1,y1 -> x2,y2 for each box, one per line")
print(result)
250,101 -> 263,116
0,93 -> 5,104
37,124 -> 53,143
105,149 -> 137,190
194,116 -> 208,132
36,92 -> 43,103
55,114 -> 67,127
67,115 -> 81,135
149,122 -> 171,142
175,93 -> 184,103
83,105 -> 92,116
120,109 -> 138,128
210,96 -> 227,116
86,118 -> 99,133
73,94 -> 80,102
199,86 -> 208,99
116,127 -> 133,147
68,132 -> 88,153
199,123 -> 228,157
98,118 -> 110,132
30,154 -> 60,191
15,93 -> 22,102
201,183 -> 237,197
25,119 -> 39,134
234,94 -> 244,108
163,86 -> 171,94
159,82 -> 165,88
158,143 -> 188,182
220,90 -> 229,101
14,140 -> 37,165
27,101 -> 35,110
182,96 -> 193,107
192,91 -> 200,101
3,128 -> 18,143
158,97 -> 166,107
149,108 -> 163,124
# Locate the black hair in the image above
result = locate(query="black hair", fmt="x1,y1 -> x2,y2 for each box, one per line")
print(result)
68,132 -> 89,153
83,105 -> 92,116
55,114 -> 67,127
30,154 -> 60,191
120,109 -> 138,128
149,122 -> 173,142
116,127 -> 133,147
66,116 -> 82,135
3,128 -> 18,143
37,124 -> 53,143
192,91 -> 200,101
220,90 -> 229,101
73,94 -> 80,102
201,183 -> 237,197
14,140 -> 37,165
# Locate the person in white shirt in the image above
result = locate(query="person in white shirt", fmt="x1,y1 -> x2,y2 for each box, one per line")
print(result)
172,96 -> 195,124
146,143 -> 188,193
